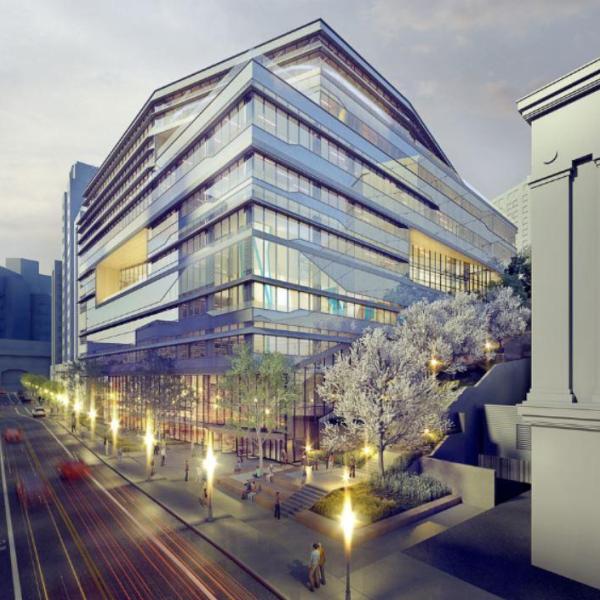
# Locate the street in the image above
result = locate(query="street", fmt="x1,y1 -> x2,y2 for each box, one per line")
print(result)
0,395 -> 278,600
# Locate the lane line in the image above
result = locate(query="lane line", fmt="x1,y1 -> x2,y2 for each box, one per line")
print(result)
0,438 -> 23,600
39,419 -> 218,600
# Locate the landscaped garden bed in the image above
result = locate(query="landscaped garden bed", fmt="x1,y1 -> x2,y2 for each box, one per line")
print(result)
311,462 -> 451,525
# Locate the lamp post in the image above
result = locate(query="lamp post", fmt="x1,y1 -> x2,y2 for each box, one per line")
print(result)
340,487 -> 356,600
144,419 -> 155,480
89,407 -> 97,441
110,417 -> 119,457
203,432 -> 217,522
73,399 -> 82,432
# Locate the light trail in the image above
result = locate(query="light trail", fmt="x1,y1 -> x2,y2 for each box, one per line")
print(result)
0,436 -> 22,600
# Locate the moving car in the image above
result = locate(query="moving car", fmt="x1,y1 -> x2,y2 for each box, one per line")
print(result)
31,406 -> 46,418
57,459 -> 89,481
16,474 -> 51,508
3,428 -> 23,443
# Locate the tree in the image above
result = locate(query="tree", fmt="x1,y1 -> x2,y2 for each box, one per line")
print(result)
319,288 -> 530,475
222,344 -> 296,470
319,328 -> 452,476
494,248 -> 531,303
395,292 -> 489,375
484,286 -> 530,349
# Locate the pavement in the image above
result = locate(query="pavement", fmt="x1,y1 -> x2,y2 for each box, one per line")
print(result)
406,491 -> 600,600
55,414 -> 503,600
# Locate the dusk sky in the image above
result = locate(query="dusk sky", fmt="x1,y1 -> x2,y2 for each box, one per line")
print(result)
1,0 -> 599,274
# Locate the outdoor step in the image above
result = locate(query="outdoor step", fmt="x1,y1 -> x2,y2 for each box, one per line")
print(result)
281,484 -> 328,517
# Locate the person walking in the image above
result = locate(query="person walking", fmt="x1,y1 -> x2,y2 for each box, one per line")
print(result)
301,464 -> 307,486
273,491 -> 281,520
71,412 -> 76,433
160,445 -> 167,467
318,542 -> 326,585
150,458 -> 155,478
350,456 -> 356,478
184,459 -> 189,482
307,543 -> 321,591
103,435 -> 108,456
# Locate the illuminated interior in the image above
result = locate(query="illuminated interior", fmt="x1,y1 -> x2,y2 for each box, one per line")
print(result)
409,229 -> 499,294
96,229 -> 148,303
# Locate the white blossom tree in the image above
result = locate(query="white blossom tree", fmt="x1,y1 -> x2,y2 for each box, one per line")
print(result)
319,328 -> 452,476
320,288 -> 530,475
484,286 -> 530,349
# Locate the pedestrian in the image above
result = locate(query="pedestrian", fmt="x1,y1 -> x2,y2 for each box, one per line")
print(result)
153,442 -> 159,456
254,465 -> 262,479
160,445 -> 166,467
273,491 -> 281,520
71,412 -> 76,433
150,458 -> 155,478
266,463 -> 274,483
350,456 -> 356,478
301,465 -> 307,486
103,435 -> 108,455
318,542 -> 326,585
117,447 -> 123,464
184,459 -> 189,482
248,480 -> 257,503
307,543 -> 321,591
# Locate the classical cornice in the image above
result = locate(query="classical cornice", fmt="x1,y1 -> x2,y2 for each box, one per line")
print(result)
517,56 -> 600,123
518,402 -> 600,431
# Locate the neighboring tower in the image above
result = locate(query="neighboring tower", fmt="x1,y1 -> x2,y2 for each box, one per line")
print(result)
61,162 -> 97,363
518,58 -> 600,589
51,260 -> 63,367
492,180 -> 531,250
0,259 -> 52,390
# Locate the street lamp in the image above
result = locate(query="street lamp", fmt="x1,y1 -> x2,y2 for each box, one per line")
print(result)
110,417 -> 119,457
203,433 -> 217,522
89,407 -> 97,441
340,488 -> 356,600
144,423 -> 155,480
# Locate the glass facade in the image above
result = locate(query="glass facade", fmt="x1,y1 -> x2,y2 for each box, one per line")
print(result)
77,21 -> 515,461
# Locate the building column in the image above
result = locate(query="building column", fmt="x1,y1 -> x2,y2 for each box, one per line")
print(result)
525,170 -> 574,406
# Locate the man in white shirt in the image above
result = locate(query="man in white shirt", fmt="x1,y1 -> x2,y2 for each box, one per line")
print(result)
308,543 -> 321,591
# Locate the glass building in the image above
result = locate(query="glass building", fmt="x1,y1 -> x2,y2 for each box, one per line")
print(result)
78,20 -> 515,461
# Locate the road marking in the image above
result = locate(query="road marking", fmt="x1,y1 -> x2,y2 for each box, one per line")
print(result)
39,419 -> 219,600
0,439 -> 23,600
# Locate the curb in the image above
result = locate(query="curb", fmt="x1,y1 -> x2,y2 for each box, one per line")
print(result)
50,418 -> 287,600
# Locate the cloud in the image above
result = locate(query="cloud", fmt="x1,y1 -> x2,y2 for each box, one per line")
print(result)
0,0 -> 599,272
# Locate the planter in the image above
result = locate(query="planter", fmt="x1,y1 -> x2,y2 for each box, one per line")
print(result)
295,493 -> 461,546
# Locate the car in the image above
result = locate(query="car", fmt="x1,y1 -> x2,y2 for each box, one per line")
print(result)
57,460 -> 89,481
31,406 -> 46,418
3,428 -> 23,443
16,474 -> 51,508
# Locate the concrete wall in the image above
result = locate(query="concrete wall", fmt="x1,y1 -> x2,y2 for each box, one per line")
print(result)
0,338 -> 51,391
419,456 -> 495,510
433,358 -> 531,465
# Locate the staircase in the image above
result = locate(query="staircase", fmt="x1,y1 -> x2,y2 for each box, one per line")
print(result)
281,484 -> 327,518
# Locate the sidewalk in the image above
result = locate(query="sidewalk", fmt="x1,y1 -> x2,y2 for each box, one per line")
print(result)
55,416 -> 499,600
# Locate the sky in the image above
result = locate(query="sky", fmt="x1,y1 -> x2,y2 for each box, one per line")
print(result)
1,0 -> 599,274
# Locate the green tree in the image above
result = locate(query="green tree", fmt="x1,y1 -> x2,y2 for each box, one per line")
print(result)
496,247 -> 531,304
222,344 -> 296,470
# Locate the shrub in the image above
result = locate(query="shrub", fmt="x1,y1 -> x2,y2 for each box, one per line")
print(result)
312,472 -> 450,524
369,470 -> 450,510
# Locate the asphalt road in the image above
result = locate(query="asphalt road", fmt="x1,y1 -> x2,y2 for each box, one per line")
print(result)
0,394 -> 279,600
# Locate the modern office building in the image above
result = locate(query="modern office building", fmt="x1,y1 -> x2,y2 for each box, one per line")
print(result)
60,162 -> 98,365
78,20 -> 515,459
0,258 -> 52,390
492,180 -> 531,250
51,259 -> 63,366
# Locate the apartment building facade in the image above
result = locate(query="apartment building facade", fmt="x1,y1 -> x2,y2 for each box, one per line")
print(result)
77,20 -> 515,460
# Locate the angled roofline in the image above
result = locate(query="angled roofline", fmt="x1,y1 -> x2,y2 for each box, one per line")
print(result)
86,18 -> 454,197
